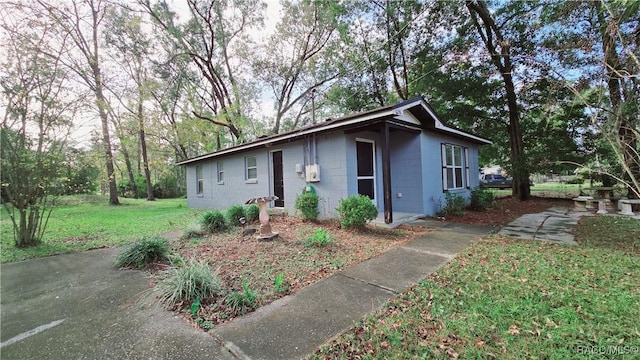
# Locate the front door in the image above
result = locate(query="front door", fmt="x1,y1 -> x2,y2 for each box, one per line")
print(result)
356,139 -> 376,201
272,151 -> 284,207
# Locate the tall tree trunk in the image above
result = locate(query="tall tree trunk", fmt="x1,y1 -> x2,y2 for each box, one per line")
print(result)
89,2 -> 119,205
93,67 -> 120,205
466,0 -> 530,200
596,2 -> 640,198
138,85 -> 155,201
120,144 -> 137,198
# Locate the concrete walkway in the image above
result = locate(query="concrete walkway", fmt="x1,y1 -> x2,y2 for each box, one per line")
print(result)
212,224 -> 494,360
497,206 -> 588,245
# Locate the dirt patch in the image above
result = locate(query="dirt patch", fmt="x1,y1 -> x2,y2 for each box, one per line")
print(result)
441,196 -> 573,228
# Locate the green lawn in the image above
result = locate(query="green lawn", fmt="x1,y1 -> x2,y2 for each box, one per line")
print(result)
489,182 -> 629,199
1,196 -> 205,263
310,216 -> 640,359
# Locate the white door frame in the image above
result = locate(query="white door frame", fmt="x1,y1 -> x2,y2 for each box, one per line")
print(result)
355,138 -> 376,203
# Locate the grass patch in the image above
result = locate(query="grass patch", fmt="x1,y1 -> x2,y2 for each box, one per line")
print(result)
1,196 -> 205,263
575,215 -> 640,254
311,226 -> 640,358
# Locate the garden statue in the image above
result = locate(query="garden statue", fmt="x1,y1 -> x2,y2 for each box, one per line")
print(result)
245,196 -> 279,240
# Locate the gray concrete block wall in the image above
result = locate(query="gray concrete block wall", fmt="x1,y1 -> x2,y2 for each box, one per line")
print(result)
184,126 -> 484,220
311,133 -> 349,219
185,152 -> 269,210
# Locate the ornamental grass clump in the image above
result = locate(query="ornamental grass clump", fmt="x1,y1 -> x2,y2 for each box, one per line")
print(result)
336,194 -> 378,229
226,205 -> 246,226
114,235 -> 171,269
200,210 -> 228,233
159,259 -> 223,309
225,282 -> 258,316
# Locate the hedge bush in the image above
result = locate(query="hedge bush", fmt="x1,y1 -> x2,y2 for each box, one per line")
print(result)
336,194 -> 378,229
295,192 -> 319,221
469,187 -> 495,211
245,204 -> 260,222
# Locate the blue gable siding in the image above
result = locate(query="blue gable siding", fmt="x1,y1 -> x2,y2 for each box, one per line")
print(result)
390,132 -> 423,214
421,133 -> 480,216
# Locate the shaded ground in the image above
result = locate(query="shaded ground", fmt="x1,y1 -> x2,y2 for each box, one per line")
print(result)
441,196 -> 573,227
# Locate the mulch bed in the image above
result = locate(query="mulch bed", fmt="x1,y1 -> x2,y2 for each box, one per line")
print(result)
166,196 -> 569,327
442,196 -> 573,228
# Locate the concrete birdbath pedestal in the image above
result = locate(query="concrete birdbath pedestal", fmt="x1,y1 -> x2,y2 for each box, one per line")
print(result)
245,196 -> 279,240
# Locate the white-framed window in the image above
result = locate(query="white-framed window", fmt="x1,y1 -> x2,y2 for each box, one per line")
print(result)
245,156 -> 257,181
441,144 -> 468,190
196,165 -> 204,195
217,161 -> 224,183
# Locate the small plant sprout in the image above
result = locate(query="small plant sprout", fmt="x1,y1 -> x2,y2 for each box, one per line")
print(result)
305,228 -> 333,247
273,273 -> 289,293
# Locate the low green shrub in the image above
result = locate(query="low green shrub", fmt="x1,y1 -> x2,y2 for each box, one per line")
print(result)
225,282 -> 257,315
565,177 -> 585,185
200,210 -> 228,233
245,204 -> 260,222
295,191 -> 319,221
336,194 -> 378,229
226,205 -> 246,226
159,259 -> 223,309
468,187 -> 495,211
114,235 -> 170,268
437,191 -> 466,217
305,228 -> 333,247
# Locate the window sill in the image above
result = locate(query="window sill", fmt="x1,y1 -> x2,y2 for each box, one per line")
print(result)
245,179 -> 258,184
444,188 -> 465,192
196,194 -> 204,198
217,181 -> 224,185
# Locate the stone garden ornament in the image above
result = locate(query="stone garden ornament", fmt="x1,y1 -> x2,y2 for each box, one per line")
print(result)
245,196 -> 279,240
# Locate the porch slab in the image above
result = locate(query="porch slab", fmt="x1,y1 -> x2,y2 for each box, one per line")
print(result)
370,212 -> 425,229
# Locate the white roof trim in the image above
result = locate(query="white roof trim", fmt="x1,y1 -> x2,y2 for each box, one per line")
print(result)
404,98 -> 492,145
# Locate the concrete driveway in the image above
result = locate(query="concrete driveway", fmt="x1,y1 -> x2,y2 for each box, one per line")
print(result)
0,248 -> 234,360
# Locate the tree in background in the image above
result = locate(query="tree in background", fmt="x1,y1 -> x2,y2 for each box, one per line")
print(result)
0,10 -> 78,247
252,0 -> 346,133
540,1 -> 639,197
37,0 -> 120,205
140,0 -> 265,145
465,0 -> 532,200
